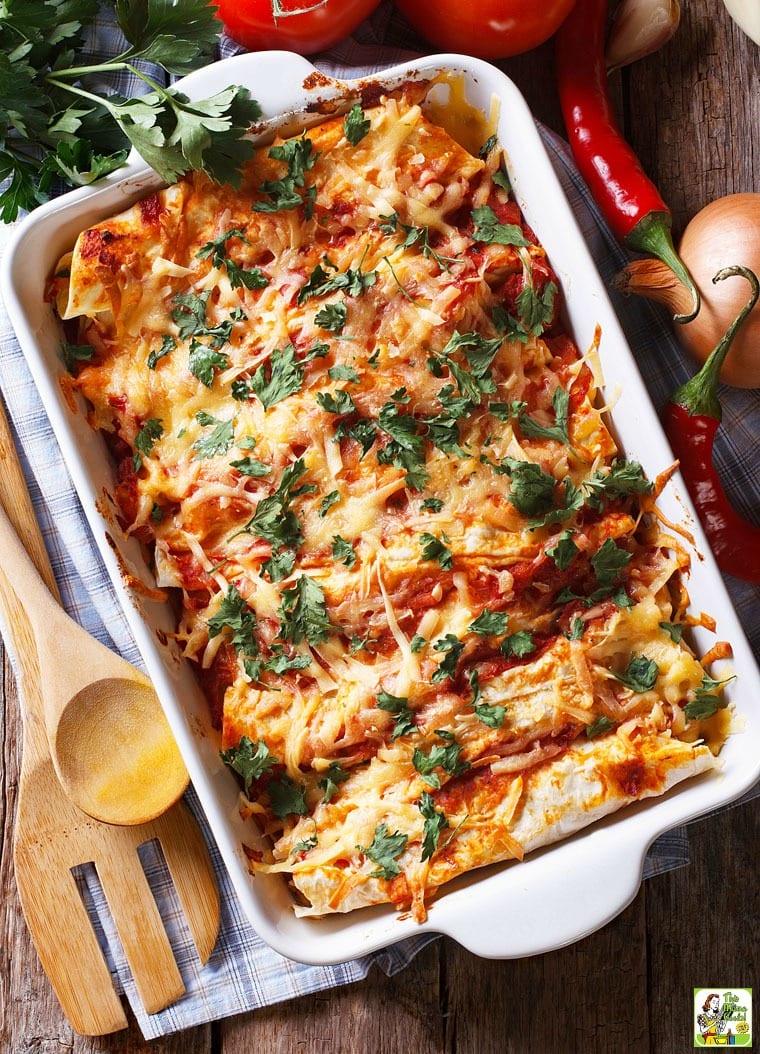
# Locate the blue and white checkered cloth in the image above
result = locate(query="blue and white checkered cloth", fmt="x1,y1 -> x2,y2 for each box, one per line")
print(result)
0,2 -> 757,1039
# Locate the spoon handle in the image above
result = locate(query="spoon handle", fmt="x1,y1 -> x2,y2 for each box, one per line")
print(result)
0,493 -> 75,658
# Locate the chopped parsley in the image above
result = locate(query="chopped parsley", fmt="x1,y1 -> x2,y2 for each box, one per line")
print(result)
614,654 -> 660,693
683,674 -> 733,720
343,103 -> 371,145
192,411 -> 234,459
298,255 -> 377,304
207,583 -> 260,680
277,574 -> 331,646
133,417 -> 163,470
419,792 -> 449,862
586,715 -> 616,738
318,761 -> 350,803
412,735 -> 469,789
659,621 -> 684,644
471,204 -> 531,247
376,690 -> 416,738
315,300 -> 348,333
268,774 -> 308,819
196,227 -> 269,289
254,133 -> 319,217
431,634 -> 464,683
357,823 -> 408,880
331,535 -> 356,567
189,339 -> 230,388
519,386 -> 572,446
147,333 -> 176,369
219,735 -> 275,793
546,529 -> 579,571
499,631 -> 536,659
419,531 -> 453,570
469,609 -> 509,636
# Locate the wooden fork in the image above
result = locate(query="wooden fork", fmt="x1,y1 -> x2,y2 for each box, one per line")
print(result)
0,394 -> 220,1036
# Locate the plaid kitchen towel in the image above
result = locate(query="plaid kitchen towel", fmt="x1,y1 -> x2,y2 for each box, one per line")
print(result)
0,2 -> 758,1040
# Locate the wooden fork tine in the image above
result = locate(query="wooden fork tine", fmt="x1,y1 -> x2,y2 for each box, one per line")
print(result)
12,848 -> 128,1035
95,843 -> 185,1015
151,802 -> 221,965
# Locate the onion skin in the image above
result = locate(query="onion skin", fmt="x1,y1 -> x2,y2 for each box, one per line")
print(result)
615,193 -> 760,388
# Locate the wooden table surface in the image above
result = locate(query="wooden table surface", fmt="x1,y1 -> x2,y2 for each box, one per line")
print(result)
1,2 -> 758,1051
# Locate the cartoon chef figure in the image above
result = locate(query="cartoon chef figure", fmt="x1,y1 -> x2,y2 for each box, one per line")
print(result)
697,993 -> 734,1045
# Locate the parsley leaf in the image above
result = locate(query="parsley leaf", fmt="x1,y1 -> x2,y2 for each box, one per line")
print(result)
250,344 -> 305,410
498,457 -> 557,518
469,609 -> 509,636
343,102 -> 371,145
331,535 -> 356,567
412,737 -> 469,788
474,699 -> 506,728
376,690 -> 416,738
133,417 -> 163,470
60,340 -> 94,374
298,256 -> 377,304
219,735 -> 275,793
192,411 -> 234,458
277,574 -> 331,646
586,715 -> 616,738
419,531 -> 453,570
235,458 -> 314,552
357,823 -> 408,880
315,300 -> 348,333
268,774 -> 308,819
147,333 -> 176,369
318,761 -> 350,803
196,227 -> 269,290
471,204 -> 531,247
519,387 -> 572,446
659,621 -> 684,644
189,339 -> 230,388
500,631 -> 536,659
546,529 -> 579,571
419,792 -> 449,862
614,654 -> 659,693
207,583 -> 260,679
585,459 -> 653,509
254,133 -> 319,216
230,455 -> 271,478
431,634 -> 464,683
684,674 -> 732,720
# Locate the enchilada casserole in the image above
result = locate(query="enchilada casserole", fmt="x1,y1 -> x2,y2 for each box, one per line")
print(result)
51,83 -> 726,922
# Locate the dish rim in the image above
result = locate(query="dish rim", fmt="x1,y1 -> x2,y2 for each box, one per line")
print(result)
2,49 -> 759,964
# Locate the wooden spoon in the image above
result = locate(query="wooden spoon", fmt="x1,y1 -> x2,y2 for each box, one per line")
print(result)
0,499 -> 189,825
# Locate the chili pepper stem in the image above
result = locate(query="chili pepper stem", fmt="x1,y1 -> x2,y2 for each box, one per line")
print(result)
626,210 -> 701,323
671,266 -> 760,419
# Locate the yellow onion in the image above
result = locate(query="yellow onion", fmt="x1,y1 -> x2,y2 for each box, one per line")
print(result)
614,193 -> 760,388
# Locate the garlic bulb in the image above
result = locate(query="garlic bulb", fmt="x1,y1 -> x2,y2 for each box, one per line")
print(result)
722,0 -> 760,45
606,0 -> 681,72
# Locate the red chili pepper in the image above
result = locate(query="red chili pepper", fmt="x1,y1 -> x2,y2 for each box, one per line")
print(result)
663,266 -> 760,584
554,0 -> 699,322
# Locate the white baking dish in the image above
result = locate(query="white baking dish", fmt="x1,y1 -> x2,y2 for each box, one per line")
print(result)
3,51 -> 758,963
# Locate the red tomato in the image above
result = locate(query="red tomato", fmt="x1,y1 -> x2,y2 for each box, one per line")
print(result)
215,0 -> 382,54
394,0 -> 577,59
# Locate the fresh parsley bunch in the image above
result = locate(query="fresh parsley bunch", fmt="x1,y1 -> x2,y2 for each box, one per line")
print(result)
0,0 -> 262,222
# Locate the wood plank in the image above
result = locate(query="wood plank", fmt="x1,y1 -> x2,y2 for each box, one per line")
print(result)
441,894 -> 648,1053
0,652 -> 75,1050
217,941 -> 443,1054
647,798 -> 759,1052
625,0 -> 760,230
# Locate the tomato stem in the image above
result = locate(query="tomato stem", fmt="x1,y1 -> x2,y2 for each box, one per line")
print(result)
271,0 -> 329,20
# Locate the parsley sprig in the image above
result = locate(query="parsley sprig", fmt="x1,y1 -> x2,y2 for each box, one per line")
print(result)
0,0 -> 261,221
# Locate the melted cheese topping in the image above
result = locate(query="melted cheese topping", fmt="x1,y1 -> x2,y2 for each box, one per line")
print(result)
55,87 -> 721,924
